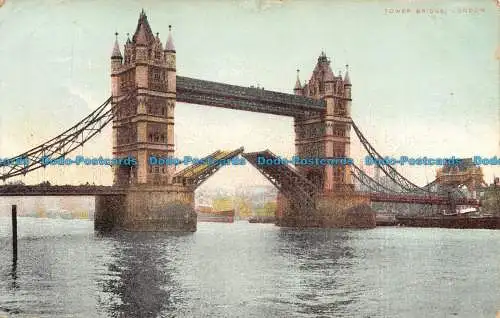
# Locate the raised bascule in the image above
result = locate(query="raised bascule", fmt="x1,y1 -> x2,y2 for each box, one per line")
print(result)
0,11 -> 480,231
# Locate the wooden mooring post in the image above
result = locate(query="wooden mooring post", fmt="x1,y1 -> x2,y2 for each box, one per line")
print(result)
12,204 -> 17,259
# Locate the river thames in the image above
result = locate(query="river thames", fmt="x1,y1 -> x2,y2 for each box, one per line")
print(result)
0,218 -> 498,317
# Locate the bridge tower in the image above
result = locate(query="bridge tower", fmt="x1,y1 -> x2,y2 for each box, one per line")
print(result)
274,53 -> 374,228
435,158 -> 487,199
293,52 -> 352,192
96,10 -> 196,232
111,10 -> 176,186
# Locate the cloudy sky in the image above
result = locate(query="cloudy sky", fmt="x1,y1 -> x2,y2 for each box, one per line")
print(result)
0,0 -> 498,190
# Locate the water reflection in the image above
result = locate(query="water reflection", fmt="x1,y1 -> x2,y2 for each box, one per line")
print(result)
10,254 -> 18,290
96,231 -> 191,318
1,219 -> 498,317
274,228 -> 361,317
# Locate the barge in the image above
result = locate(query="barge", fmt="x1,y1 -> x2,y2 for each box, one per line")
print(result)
196,209 -> 234,223
395,214 -> 500,229
248,216 -> 275,224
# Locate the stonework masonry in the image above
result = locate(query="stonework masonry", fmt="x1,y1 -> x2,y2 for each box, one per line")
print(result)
276,192 -> 376,228
95,11 -> 196,232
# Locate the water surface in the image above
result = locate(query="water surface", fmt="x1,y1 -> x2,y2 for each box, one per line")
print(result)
0,218 -> 499,317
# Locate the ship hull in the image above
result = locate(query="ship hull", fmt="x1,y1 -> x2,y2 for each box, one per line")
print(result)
197,215 -> 234,223
196,210 -> 235,223
248,216 -> 275,224
395,215 -> 500,229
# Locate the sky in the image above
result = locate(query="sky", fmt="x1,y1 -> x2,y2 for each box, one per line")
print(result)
0,0 -> 498,191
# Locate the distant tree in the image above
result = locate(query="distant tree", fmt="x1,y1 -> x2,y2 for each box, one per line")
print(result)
263,201 -> 277,216
235,197 -> 252,218
213,197 -> 233,211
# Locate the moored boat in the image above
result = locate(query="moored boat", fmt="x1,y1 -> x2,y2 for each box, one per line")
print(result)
395,214 -> 500,229
196,209 -> 234,223
248,216 -> 275,223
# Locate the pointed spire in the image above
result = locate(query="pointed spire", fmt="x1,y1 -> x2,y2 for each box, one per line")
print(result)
111,32 -> 122,59
133,10 -> 154,45
165,25 -> 175,52
294,69 -> 302,90
344,64 -> 351,85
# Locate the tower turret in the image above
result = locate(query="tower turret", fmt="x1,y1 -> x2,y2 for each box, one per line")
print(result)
293,69 -> 303,95
110,32 -> 122,104
111,32 -> 123,72
164,25 -> 176,92
163,25 -> 176,181
344,64 -> 351,87
344,64 -> 352,114
165,25 -> 176,53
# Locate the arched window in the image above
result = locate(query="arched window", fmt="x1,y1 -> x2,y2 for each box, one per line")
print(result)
153,69 -> 160,80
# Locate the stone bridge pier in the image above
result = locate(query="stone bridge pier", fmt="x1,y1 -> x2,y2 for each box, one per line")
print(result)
276,192 -> 375,228
95,185 -> 196,232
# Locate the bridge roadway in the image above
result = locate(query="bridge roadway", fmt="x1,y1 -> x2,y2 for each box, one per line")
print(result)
0,185 -> 479,206
0,185 -> 125,196
367,192 -> 479,206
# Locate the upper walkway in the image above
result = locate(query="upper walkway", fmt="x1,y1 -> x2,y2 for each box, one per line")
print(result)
176,76 -> 326,117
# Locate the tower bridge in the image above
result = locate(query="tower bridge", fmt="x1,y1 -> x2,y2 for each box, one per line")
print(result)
0,11 -> 480,231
